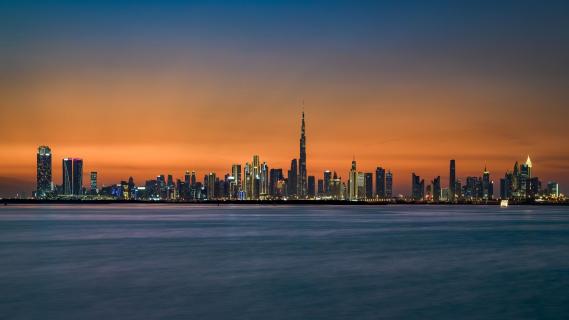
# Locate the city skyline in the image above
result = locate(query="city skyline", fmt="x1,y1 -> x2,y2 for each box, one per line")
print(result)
6,111 -> 564,202
0,117 -> 564,198
0,111 -> 565,198
1,1 -> 569,196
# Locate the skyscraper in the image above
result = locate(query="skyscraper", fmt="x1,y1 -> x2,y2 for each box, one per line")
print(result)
348,159 -> 358,201
375,167 -> 386,198
269,168 -> 283,197
90,171 -> 97,193
244,163 -> 252,199
525,155 -> 532,178
206,172 -> 216,199
411,173 -> 424,201
251,155 -> 261,200
323,170 -> 332,196
260,162 -> 269,198
449,159 -> 456,202
432,176 -> 441,202
482,166 -> 491,200
298,112 -> 307,198
288,159 -> 298,197
364,173 -> 373,199
357,172 -> 366,199
307,176 -> 315,198
547,181 -> 559,198
317,179 -> 324,196
62,158 -> 73,195
330,171 -> 342,200
184,170 -> 191,186
72,158 -> 83,195
386,170 -> 393,198
232,164 -> 242,191
36,146 -> 52,198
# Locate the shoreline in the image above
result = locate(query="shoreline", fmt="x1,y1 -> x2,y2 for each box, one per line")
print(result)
1,199 -> 567,206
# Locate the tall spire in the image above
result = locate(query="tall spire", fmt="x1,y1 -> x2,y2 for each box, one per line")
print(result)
526,155 -> 532,168
301,110 -> 305,136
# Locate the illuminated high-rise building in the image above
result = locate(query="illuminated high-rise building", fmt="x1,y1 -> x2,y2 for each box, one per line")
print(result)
525,155 -> 532,178
317,179 -> 324,196
307,176 -> 315,198
184,170 -> 191,185
72,159 -> 83,195
260,162 -> 269,198
330,171 -> 342,200
375,167 -> 386,198
432,176 -> 441,202
269,168 -> 283,197
62,158 -> 73,195
36,146 -> 52,198
411,173 -> 424,201
298,112 -> 307,198
357,173 -> 366,199
364,173 -> 373,199
244,163 -> 252,199
348,159 -> 358,201
386,170 -> 393,198
482,166 -> 492,200
449,159 -> 456,202
90,171 -> 97,193
249,155 -> 261,200
323,170 -> 332,196
206,172 -> 216,199
232,164 -> 242,190
288,159 -> 298,197
547,181 -> 559,198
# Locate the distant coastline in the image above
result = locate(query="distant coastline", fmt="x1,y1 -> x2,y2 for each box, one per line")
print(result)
2,199 -> 568,206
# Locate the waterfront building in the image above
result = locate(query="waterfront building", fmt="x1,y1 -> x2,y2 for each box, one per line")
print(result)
323,170 -> 332,196
449,159 -> 456,202
288,159 -> 298,197
269,168 -> 283,197
71,158 -> 83,195
36,146 -> 52,198
260,162 -> 269,199
432,176 -> 441,202
482,166 -> 492,200
440,187 -> 449,202
386,170 -> 393,198
463,176 -> 480,200
348,160 -> 358,201
357,172 -> 366,199
232,164 -> 242,194
90,171 -> 97,194
547,181 -> 559,198
317,179 -> 324,196
62,158 -> 73,195
411,173 -> 424,201
375,167 -> 386,198
244,163 -> 251,199
298,112 -> 307,198
330,172 -> 343,200
308,176 -> 315,198
364,173 -> 373,199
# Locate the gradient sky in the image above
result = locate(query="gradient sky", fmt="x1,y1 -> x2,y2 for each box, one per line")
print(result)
1,0 -> 569,196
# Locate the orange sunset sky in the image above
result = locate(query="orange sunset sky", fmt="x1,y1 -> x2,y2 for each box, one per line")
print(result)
1,1 -> 568,196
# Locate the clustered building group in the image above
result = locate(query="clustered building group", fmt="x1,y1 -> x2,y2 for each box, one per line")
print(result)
35,113 -> 561,202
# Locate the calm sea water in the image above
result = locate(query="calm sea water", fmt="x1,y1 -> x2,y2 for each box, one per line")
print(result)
1,205 -> 568,319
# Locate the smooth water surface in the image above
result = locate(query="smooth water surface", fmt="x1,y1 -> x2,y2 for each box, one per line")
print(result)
1,205 -> 568,319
